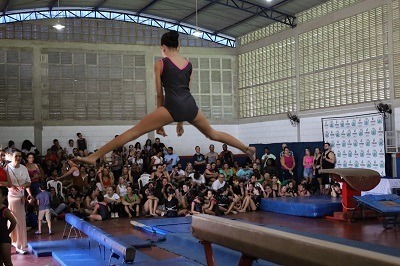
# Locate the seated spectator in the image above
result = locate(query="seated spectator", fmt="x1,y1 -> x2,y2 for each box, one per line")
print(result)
185,162 -> 195,176
263,158 -> 279,178
190,171 -> 206,187
236,163 -> 253,181
96,166 -> 114,192
190,193 -> 204,214
64,139 -> 75,157
203,190 -> 219,216
69,195 -> 86,219
116,176 -> 128,198
171,165 -> 186,187
164,188 -> 187,217
104,186 -> 122,218
238,183 -> 261,212
49,186 -> 67,219
219,163 -> 234,182
84,187 -> 100,211
330,183 -> 342,197
122,186 -> 140,218
286,181 -> 298,197
211,174 -> 226,191
262,185 -> 277,198
203,163 -> 218,185
89,194 -> 109,221
297,183 -> 311,197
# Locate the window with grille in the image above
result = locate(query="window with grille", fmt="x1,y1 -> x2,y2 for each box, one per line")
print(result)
238,38 -> 296,118
392,0 -> 400,98
299,5 -> 389,110
189,57 -> 235,119
0,48 -> 33,120
42,50 -> 147,120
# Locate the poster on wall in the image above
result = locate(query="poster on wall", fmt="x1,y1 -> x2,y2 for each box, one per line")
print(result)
322,113 -> 385,176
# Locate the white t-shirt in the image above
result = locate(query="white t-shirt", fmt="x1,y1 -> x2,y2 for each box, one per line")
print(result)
65,146 -> 75,156
104,193 -> 120,201
211,179 -> 226,191
189,173 -> 206,185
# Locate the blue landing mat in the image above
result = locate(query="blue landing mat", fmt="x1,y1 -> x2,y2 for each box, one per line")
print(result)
260,195 -> 342,217
354,194 -> 400,214
52,247 -> 156,266
28,239 -> 91,257
155,223 -> 191,233
28,235 -> 156,257
156,232 -> 276,266
137,216 -> 192,226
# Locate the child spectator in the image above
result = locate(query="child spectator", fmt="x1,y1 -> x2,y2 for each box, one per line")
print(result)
35,184 -> 53,235
203,190 -> 219,216
70,195 -> 86,219
330,183 -> 342,197
49,187 -> 67,219
89,194 -> 110,221
0,186 -> 17,265
190,194 -> 204,215
104,186 -> 121,218
122,186 -> 140,218
297,183 -> 311,197
164,188 -> 187,217
238,183 -> 261,212
286,181 -> 298,197
262,185 -> 276,198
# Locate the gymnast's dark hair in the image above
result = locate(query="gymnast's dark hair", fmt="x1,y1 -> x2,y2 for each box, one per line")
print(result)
161,30 -> 179,48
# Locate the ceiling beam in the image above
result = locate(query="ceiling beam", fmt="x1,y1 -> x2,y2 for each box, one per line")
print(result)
94,0 -> 108,10
48,0 -> 58,11
1,0 -> 10,13
206,0 -> 296,28
271,0 -> 294,9
136,0 -> 160,15
177,2 -> 214,23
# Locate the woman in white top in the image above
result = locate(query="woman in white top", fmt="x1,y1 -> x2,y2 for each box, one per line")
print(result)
116,176 -> 128,197
6,150 -> 31,254
150,150 -> 163,171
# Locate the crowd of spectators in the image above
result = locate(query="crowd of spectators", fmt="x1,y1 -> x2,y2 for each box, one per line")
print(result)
0,136 -> 341,227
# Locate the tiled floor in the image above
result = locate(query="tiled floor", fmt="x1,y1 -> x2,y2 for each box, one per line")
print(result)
11,211 -> 400,266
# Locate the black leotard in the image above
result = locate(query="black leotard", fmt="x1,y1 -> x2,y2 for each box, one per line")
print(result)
161,57 -> 199,122
0,206 -> 11,243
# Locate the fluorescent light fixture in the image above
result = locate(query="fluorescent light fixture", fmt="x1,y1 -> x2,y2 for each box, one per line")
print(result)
193,30 -> 202,37
53,23 -> 65,30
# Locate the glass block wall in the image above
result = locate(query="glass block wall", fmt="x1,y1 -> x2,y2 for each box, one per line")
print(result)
238,2 -> 391,118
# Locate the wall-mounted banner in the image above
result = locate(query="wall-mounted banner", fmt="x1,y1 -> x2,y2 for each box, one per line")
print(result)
322,113 -> 385,176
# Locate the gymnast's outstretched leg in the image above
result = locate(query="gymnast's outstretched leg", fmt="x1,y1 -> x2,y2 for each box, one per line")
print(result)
189,110 -> 256,161
75,107 -> 174,165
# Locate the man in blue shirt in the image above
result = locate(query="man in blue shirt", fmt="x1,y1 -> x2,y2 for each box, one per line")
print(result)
164,147 -> 180,172
236,163 -> 253,181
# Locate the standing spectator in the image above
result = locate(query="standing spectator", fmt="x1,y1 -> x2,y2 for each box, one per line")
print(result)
279,143 -> 293,157
76,133 -> 88,157
302,148 -> 314,185
25,153 -> 43,197
0,186 -> 17,266
321,142 -> 336,186
152,137 -> 166,154
219,144 -> 234,167
261,147 -> 276,172
50,139 -> 63,160
5,150 -> 31,254
280,147 -> 295,181
205,144 -> 219,164
6,140 -> 16,154
0,149 -> 7,168
164,147 -> 180,172
21,140 -> 40,160
35,184 -> 53,235
193,146 -> 206,173
313,147 -> 323,191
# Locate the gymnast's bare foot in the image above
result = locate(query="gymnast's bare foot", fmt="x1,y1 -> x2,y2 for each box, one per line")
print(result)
246,146 -> 256,162
73,155 -> 96,166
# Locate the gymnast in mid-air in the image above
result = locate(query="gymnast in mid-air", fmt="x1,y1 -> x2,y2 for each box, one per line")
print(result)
75,30 -> 256,166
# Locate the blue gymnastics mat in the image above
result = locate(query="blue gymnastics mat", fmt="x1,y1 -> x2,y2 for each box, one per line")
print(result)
52,247 -> 156,266
28,235 -> 155,257
354,194 -> 400,213
260,195 -> 342,217
137,216 -> 192,226
156,232 -> 276,266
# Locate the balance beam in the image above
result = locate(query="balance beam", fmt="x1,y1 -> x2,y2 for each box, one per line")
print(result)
191,214 -> 400,266
64,213 -> 136,263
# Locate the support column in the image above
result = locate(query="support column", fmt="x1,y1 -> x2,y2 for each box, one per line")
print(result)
32,47 -> 43,153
